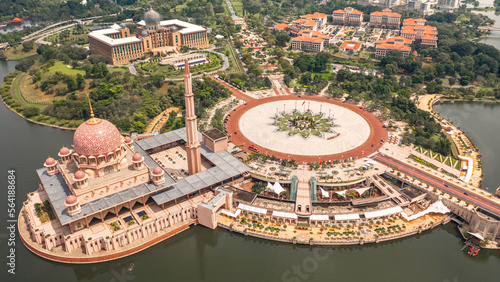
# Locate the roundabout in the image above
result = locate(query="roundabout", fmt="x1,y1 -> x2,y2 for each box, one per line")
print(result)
226,96 -> 388,162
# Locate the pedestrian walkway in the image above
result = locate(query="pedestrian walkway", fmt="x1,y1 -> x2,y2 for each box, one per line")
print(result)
144,107 -> 180,133
208,75 -> 255,102
295,169 -> 312,215
371,174 -> 410,206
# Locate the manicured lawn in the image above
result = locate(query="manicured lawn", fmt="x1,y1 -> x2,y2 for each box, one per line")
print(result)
4,45 -> 38,60
48,61 -> 85,76
11,73 -> 45,108
231,0 -> 244,16
109,67 -> 127,73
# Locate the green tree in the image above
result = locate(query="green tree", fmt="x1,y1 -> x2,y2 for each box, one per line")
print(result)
275,31 -> 290,47
23,106 -> 40,117
252,181 -> 266,194
76,74 -> 85,89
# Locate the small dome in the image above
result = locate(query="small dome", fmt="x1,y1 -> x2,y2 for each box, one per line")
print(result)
141,30 -> 149,37
59,147 -> 70,155
120,23 -> 127,28
45,157 -> 56,166
124,136 -> 132,144
65,195 -> 78,205
152,167 -> 163,175
170,25 -> 178,32
74,171 -> 86,180
132,153 -> 143,162
144,8 -> 162,24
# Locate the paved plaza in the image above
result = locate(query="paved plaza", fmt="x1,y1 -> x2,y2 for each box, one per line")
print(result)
238,100 -> 371,156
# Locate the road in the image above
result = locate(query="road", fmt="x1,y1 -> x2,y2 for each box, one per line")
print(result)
22,14 -> 117,43
371,153 -> 500,218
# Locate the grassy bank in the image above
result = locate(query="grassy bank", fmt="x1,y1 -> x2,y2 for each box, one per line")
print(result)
4,45 -> 38,60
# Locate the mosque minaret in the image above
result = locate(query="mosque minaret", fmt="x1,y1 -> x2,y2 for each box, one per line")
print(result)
183,59 -> 202,175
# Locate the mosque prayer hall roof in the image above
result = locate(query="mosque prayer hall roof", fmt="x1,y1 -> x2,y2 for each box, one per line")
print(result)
38,128 -> 249,225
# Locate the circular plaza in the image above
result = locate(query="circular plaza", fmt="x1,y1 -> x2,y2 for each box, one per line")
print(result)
226,96 -> 388,162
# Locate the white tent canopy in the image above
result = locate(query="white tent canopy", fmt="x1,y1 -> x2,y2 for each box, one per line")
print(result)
272,211 -> 298,220
221,209 -> 241,218
364,206 -> 403,219
266,182 -> 273,191
273,181 -> 285,194
310,214 -> 329,221
354,187 -> 371,196
401,201 -> 450,221
468,232 -> 485,241
335,190 -> 347,197
334,213 -> 360,221
266,181 -> 285,194
238,203 -> 267,215
320,187 -> 330,198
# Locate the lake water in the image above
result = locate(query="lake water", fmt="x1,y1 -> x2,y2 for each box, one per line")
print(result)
0,19 -> 45,35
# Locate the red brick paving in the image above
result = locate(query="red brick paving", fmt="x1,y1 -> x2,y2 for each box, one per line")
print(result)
208,75 -> 255,102
225,95 -> 388,163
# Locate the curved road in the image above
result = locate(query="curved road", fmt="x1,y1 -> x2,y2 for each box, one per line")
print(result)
371,153 -> 500,218
226,95 -> 388,162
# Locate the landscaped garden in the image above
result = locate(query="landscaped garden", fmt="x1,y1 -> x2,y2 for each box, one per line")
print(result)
273,111 -> 335,139
136,52 -> 223,77
34,200 -> 55,223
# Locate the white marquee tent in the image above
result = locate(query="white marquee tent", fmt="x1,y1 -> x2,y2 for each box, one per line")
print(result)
238,203 -> 267,215
401,201 -> 450,221
320,187 -> 330,198
272,211 -> 298,220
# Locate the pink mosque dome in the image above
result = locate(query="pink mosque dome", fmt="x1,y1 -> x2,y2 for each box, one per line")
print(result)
152,167 -> 163,175
65,195 -> 78,205
124,136 -> 132,144
132,153 -> 143,162
59,147 -> 70,155
45,157 -> 56,166
73,118 -> 123,157
74,171 -> 86,180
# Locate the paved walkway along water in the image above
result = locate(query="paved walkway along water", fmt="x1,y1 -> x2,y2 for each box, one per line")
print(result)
294,169 -> 312,215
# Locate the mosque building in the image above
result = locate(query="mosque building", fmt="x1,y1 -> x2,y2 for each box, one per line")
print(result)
88,8 -> 210,65
19,60 -> 249,261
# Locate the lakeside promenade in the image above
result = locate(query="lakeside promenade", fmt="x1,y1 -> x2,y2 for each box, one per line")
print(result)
417,94 -> 482,187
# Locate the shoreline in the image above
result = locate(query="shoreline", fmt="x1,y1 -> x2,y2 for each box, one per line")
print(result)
0,78 -> 77,131
426,95 -> 483,187
217,216 -> 451,246
18,207 -> 198,264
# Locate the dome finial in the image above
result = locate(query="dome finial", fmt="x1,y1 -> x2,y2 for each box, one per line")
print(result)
84,93 -> 100,124
85,93 -> 94,119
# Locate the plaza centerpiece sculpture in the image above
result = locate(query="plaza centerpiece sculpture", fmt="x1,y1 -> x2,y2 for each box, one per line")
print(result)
272,110 -> 335,139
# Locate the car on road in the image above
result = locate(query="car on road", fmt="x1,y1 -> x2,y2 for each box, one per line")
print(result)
444,184 -> 449,187
464,192 -> 469,195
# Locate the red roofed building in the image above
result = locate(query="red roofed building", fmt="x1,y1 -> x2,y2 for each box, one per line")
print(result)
401,18 -> 438,46
11,17 -> 23,24
274,23 -> 291,32
292,36 -> 324,52
375,36 -> 414,46
298,29 -> 331,44
375,43 -> 411,58
339,41 -> 362,54
300,12 -> 328,26
332,7 -> 363,26
369,9 -> 401,29
421,34 -> 438,46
